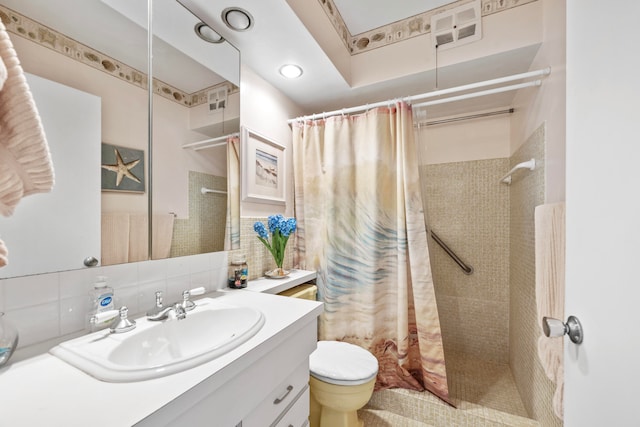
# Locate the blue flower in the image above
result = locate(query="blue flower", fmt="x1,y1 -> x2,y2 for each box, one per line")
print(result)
254,215 -> 297,269
268,214 -> 284,233
287,218 -> 297,233
253,221 -> 268,239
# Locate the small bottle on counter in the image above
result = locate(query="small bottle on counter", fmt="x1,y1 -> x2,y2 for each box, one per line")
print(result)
89,276 -> 114,331
228,254 -> 248,289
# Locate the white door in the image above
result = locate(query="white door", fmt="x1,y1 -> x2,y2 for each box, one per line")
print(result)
565,1 -> 640,425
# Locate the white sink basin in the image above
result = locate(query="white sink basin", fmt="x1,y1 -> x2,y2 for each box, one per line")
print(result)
50,297 -> 265,382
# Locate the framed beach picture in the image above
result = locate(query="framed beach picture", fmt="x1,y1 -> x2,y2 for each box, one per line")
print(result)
101,143 -> 145,193
241,127 -> 286,205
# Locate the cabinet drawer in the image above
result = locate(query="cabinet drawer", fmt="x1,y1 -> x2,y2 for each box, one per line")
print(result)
243,360 -> 309,427
274,387 -> 309,427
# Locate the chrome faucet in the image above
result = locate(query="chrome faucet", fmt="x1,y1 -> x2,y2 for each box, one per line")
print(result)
146,287 -> 205,321
147,302 -> 187,321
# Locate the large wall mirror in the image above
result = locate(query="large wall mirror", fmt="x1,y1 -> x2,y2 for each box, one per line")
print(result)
0,0 -> 240,279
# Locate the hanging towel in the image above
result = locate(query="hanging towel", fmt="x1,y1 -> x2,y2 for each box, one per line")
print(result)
0,20 -> 54,269
0,46 -> 7,90
101,213 -> 130,266
0,20 -> 54,217
534,202 -> 565,420
151,214 -> 175,259
0,238 -> 7,268
129,213 -> 149,262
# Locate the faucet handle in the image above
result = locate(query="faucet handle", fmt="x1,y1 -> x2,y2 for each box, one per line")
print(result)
146,291 -> 164,317
91,309 -> 120,325
91,306 -> 136,334
154,291 -> 164,308
182,286 -> 206,311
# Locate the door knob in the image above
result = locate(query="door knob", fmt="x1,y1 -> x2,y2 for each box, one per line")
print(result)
542,315 -> 584,344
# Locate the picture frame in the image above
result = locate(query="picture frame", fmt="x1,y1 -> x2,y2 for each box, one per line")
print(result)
101,142 -> 146,193
241,127 -> 286,205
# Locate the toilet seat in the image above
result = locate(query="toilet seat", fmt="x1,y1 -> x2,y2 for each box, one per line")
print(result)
309,341 -> 378,386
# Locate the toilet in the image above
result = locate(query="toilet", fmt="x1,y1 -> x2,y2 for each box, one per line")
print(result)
309,340 -> 379,427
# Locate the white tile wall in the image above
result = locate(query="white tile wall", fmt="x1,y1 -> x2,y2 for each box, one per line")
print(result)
0,251 -> 229,351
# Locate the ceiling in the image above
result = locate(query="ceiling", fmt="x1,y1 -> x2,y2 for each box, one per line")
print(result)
332,0 -> 456,34
2,0 -> 541,119
178,0 -> 541,118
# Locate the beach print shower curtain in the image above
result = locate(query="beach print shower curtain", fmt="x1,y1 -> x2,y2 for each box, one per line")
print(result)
224,135 -> 240,250
292,103 -> 451,404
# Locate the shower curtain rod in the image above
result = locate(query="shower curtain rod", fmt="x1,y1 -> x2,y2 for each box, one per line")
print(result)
415,108 -> 514,127
287,67 -> 550,124
181,132 -> 239,150
201,187 -> 227,195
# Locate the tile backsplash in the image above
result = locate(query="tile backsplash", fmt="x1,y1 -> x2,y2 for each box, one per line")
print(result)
0,251 -> 228,348
0,216 -> 290,351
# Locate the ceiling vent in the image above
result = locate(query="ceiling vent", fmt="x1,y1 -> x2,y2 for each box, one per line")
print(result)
207,87 -> 227,114
431,0 -> 482,50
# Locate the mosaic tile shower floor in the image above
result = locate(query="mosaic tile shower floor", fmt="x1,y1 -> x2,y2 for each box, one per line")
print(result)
359,353 -> 540,426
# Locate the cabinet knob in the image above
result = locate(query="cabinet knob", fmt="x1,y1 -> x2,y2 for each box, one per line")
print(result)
84,256 -> 99,267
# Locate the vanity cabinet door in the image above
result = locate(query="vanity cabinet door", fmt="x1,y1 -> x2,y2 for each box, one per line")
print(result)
242,360 -> 309,427
136,319 -> 318,427
273,387 -> 310,427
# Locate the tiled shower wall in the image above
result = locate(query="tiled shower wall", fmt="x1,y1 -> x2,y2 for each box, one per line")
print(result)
171,172 -> 227,257
508,124 -> 561,427
419,122 -> 559,425
420,158 -> 510,363
0,215 -> 290,353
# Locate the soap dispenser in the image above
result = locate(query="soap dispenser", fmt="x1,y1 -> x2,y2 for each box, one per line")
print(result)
89,276 -> 114,330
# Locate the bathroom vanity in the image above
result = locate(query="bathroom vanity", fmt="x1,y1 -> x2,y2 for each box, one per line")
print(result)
0,281 -> 322,426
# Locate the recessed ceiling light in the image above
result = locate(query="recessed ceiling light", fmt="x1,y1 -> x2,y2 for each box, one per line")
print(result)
222,7 -> 254,32
194,22 -> 225,44
279,64 -> 303,79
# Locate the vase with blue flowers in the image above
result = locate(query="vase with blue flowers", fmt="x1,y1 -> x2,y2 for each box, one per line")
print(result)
254,214 -> 297,278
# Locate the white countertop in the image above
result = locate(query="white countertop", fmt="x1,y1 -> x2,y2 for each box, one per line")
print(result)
229,268 -> 317,295
0,290 -> 323,426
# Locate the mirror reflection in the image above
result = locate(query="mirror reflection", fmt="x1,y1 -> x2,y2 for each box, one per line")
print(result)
149,0 -> 240,258
0,0 -> 240,279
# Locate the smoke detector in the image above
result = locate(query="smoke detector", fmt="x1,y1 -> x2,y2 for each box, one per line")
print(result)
431,0 -> 482,50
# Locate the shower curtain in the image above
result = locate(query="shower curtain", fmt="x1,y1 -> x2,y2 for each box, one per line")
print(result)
292,102 -> 451,404
224,135 -> 240,250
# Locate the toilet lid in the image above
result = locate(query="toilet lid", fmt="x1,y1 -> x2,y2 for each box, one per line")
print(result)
309,341 -> 379,386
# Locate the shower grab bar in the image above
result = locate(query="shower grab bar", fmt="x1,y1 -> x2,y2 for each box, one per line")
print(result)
430,231 -> 474,275
499,158 -> 536,185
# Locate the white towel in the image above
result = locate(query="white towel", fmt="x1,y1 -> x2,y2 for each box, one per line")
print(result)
535,203 -> 565,420
129,214 -> 148,262
0,20 -> 54,269
0,20 -> 54,217
0,238 -> 7,267
151,214 -> 175,259
0,47 -> 7,90
101,213 -> 130,266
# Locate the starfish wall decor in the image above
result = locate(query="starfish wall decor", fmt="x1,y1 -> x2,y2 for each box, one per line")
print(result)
101,143 -> 145,192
